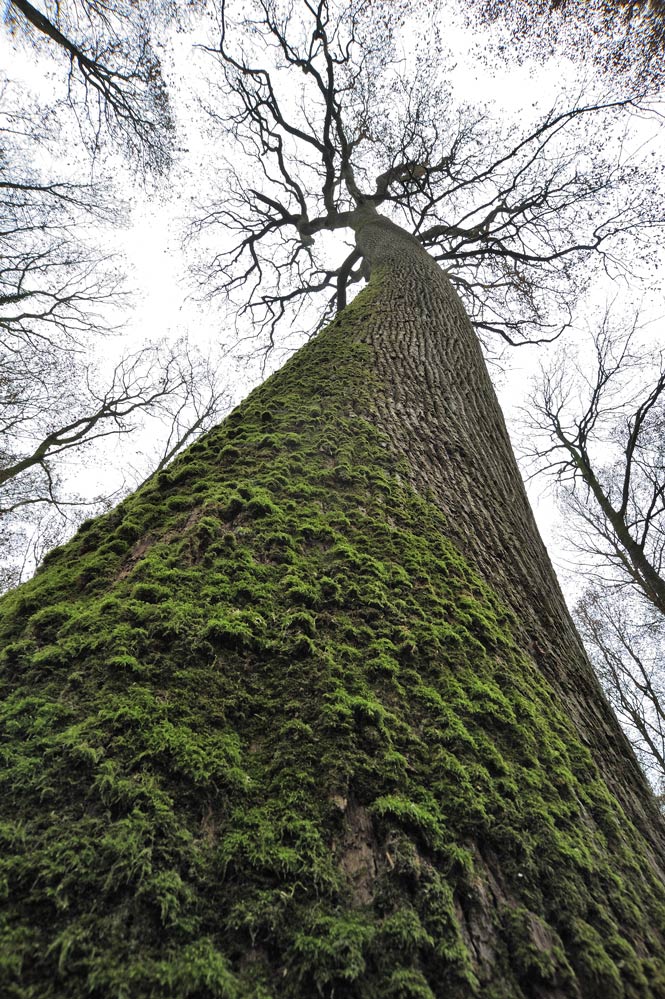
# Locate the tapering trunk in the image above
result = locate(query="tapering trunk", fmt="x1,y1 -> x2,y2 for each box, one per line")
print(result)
1,211 -> 664,998
353,210 -> 665,846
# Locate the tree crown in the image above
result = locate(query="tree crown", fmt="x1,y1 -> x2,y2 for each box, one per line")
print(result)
191,0 -> 664,350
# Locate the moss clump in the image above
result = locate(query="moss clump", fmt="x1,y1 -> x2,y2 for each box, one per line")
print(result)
0,280 -> 664,997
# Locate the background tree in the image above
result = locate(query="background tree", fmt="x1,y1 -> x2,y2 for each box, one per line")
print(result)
0,333 -> 231,590
576,586 -> 665,795
2,1 -> 665,995
466,0 -> 665,91
4,0 -> 177,170
524,314 -> 665,791
0,5 -> 229,590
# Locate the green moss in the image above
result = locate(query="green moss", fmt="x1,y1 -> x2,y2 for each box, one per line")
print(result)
501,904 -> 574,989
0,277 -> 664,997
131,582 -> 171,604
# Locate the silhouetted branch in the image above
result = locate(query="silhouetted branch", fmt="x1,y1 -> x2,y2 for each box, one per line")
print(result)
576,586 -> 665,792
192,0 -> 663,347
524,312 -> 665,614
5,0 -> 177,169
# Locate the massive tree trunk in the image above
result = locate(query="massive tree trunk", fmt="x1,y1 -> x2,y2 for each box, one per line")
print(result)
1,210 -> 664,998
352,210 -> 664,839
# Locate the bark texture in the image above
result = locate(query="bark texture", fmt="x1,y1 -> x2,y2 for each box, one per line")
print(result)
354,210 -> 665,853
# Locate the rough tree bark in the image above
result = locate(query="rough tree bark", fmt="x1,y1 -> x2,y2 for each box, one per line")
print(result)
353,210 -> 663,835
1,210 -> 665,998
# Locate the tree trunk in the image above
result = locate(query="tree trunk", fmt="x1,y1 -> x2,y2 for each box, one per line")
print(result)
352,210 -> 665,842
1,210 -> 664,998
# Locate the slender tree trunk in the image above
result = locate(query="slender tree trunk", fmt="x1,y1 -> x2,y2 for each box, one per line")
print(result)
1,209 -> 664,997
577,459 -> 665,615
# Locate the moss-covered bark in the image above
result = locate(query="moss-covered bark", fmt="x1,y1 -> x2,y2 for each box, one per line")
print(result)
1,263 -> 665,997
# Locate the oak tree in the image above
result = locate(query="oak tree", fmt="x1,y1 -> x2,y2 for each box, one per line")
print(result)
1,2 -> 665,996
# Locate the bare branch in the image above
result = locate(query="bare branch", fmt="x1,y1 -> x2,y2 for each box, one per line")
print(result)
191,0 -> 664,347
5,0 -> 177,170
523,311 -> 665,615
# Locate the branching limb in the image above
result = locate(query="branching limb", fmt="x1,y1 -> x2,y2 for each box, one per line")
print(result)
193,0 -> 664,347
6,0 -> 176,169
524,312 -> 665,614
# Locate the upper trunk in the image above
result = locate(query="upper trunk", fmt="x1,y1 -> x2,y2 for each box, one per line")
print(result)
352,210 -> 665,849
0,212 -> 664,998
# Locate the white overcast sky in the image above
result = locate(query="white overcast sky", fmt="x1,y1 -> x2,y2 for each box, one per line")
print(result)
3,1 -> 664,597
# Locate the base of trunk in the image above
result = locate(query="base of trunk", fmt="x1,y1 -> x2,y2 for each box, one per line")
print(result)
1,282 -> 664,997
